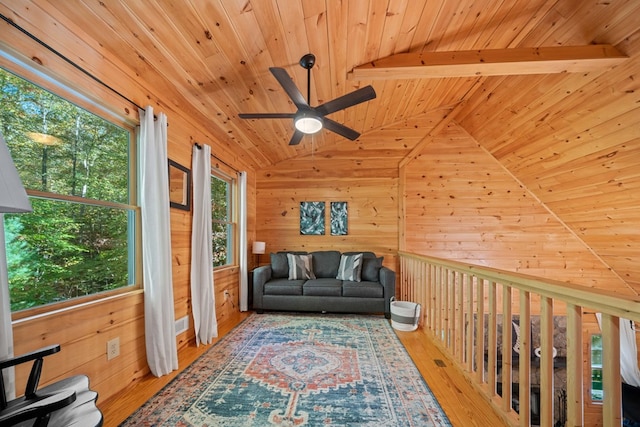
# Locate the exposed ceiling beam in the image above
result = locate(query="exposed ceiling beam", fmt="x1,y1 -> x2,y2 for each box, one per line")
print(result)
349,45 -> 628,80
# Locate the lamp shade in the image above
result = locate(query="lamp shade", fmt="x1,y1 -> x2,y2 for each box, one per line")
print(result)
252,241 -> 266,255
0,133 -> 32,213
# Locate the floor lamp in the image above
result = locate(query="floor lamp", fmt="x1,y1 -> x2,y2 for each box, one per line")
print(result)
252,241 -> 265,268
1,132 -> 33,400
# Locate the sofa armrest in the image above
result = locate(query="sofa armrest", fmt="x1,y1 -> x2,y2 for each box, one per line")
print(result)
253,265 -> 272,309
379,267 -> 396,316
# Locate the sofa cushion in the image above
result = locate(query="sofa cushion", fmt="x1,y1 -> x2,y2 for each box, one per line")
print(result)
336,253 -> 363,282
311,250 -> 341,278
270,252 -> 289,278
287,253 -> 316,280
264,278 -> 304,296
303,278 -> 342,296
361,256 -> 384,282
342,281 -> 384,298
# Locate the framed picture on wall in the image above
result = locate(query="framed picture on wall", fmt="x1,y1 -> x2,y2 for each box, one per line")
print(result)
168,159 -> 191,211
300,202 -> 325,235
330,202 -> 348,235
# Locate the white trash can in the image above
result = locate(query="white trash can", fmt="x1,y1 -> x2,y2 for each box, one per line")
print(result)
390,297 -> 421,331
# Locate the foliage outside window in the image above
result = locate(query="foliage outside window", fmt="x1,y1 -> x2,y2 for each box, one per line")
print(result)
591,333 -> 603,401
211,173 -> 234,267
1,66 -> 137,312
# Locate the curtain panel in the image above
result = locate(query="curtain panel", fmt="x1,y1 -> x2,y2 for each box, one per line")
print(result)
139,106 -> 178,377
190,143 -> 217,345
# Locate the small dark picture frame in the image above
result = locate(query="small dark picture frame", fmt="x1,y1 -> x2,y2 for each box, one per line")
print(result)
168,159 -> 191,211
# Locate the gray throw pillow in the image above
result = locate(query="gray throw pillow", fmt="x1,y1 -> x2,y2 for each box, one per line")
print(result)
336,253 -> 363,282
361,256 -> 383,282
270,252 -> 289,278
287,253 -> 316,280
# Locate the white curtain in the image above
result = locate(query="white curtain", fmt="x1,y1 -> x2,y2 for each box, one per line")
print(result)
238,172 -> 249,312
596,313 -> 640,387
1,218 -> 16,401
139,106 -> 178,377
190,143 -> 217,345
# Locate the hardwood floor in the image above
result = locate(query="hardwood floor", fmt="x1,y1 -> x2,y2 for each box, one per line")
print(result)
99,311 -> 507,427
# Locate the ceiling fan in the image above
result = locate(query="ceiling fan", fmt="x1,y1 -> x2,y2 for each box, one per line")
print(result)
239,54 -> 376,146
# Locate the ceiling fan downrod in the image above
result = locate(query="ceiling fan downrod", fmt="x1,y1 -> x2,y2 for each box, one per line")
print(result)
299,53 -> 315,105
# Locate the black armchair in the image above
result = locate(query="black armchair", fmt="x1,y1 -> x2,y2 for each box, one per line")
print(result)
0,344 -> 103,427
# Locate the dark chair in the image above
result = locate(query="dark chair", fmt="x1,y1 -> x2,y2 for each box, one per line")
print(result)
0,344 -> 103,427
623,382 -> 640,424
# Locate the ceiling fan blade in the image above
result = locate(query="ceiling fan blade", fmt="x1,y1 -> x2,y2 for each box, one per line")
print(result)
315,85 -> 376,116
238,113 -> 295,119
323,118 -> 360,141
288,130 -> 305,146
269,67 -> 309,110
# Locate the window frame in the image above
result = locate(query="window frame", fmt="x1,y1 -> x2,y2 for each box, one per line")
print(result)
1,51 -> 142,321
210,167 -> 236,269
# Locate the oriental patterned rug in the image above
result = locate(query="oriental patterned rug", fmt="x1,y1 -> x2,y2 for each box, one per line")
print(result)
121,313 -> 451,426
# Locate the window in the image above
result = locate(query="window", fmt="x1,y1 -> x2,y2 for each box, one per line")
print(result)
211,172 -> 234,267
1,66 -> 138,313
591,333 -> 603,401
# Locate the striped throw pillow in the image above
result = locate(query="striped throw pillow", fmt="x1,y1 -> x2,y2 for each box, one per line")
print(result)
287,253 -> 316,280
336,253 -> 363,282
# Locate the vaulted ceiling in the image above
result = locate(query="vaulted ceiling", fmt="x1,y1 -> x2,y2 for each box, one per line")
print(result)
1,0 -> 639,293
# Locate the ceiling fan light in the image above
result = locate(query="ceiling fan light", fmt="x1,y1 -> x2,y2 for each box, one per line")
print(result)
294,113 -> 323,134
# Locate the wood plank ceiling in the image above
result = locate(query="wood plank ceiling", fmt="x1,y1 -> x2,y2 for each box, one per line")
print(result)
2,0 -> 639,293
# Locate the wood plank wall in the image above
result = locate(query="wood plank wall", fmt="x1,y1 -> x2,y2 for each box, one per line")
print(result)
1,16 -> 256,406
401,121 -> 633,302
255,157 -> 399,269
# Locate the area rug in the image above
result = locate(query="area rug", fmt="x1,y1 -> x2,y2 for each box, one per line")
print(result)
121,313 -> 451,426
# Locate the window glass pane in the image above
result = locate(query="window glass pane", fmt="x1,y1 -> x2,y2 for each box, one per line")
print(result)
1,68 -> 129,204
591,334 -> 603,401
5,199 -> 133,311
211,174 -> 233,267
1,66 -> 135,313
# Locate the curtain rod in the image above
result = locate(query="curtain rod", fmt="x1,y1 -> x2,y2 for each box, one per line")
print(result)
194,143 -> 239,173
1,13 -> 146,113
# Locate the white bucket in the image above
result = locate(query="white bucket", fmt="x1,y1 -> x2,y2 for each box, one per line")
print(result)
390,297 -> 421,331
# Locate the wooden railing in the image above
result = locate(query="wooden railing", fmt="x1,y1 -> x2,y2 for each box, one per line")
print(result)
398,251 -> 640,427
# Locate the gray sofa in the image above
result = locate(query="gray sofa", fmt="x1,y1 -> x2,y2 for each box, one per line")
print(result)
252,250 -> 395,318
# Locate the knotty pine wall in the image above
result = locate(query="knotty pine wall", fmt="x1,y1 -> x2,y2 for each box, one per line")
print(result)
255,157 -> 399,269
402,122 -> 633,303
2,23 -> 256,406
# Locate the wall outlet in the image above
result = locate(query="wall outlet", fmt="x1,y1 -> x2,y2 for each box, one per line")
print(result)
107,337 -> 120,360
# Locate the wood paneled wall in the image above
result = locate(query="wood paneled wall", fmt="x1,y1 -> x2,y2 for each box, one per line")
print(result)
2,16 -> 256,407
401,122 -> 633,299
255,157 -> 399,268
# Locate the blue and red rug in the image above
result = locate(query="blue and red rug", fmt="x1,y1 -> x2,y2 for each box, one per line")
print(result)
122,313 -> 451,426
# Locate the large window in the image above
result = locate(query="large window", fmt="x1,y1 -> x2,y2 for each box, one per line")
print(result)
591,333 -> 603,401
1,66 -> 137,313
211,172 -> 234,267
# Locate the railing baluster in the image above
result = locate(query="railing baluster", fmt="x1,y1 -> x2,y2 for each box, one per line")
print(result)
566,303 -> 583,427
488,281 -> 498,396
457,271 -> 464,364
519,290 -> 531,427
466,273 -> 474,373
502,285 -> 513,415
476,278 -> 486,384
601,314 -> 622,427
540,296 -> 554,426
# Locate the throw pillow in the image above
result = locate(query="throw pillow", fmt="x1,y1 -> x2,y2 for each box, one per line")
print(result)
270,252 -> 289,278
336,253 -> 363,282
361,256 -> 383,282
287,253 -> 316,280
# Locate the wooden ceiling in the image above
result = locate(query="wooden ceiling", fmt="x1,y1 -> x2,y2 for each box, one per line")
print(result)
1,0 -> 639,293
1,0 -> 635,168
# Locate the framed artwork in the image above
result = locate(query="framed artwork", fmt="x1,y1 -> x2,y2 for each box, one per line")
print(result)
300,202 -> 325,235
168,159 -> 191,211
330,202 -> 348,235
